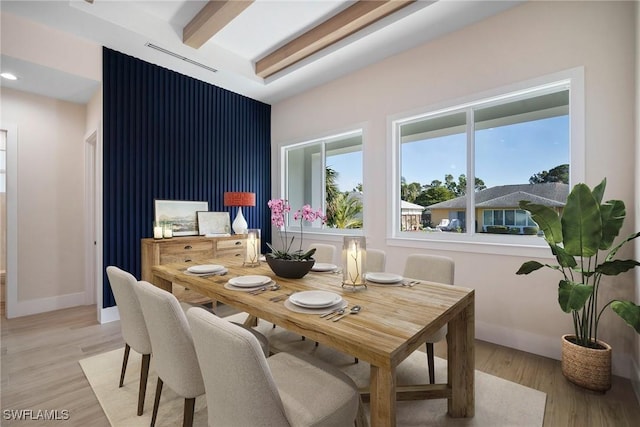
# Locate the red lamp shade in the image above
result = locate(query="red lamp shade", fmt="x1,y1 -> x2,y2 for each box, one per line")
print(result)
223,192 -> 255,207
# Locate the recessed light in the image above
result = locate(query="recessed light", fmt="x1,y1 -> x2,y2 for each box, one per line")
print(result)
1,72 -> 18,80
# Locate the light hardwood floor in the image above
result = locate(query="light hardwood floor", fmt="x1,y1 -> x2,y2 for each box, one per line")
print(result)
2,303 -> 639,426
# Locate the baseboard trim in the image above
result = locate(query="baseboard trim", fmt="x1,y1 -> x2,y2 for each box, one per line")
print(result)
476,320 -> 631,379
99,305 -> 120,324
8,292 -> 86,318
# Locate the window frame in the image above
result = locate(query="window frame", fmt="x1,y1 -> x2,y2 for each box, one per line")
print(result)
387,67 -> 584,257
280,128 -> 365,237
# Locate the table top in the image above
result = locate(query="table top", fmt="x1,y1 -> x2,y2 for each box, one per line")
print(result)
151,258 -> 474,369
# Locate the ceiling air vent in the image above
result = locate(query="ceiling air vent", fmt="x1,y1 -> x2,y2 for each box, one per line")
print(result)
145,43 -> 218,73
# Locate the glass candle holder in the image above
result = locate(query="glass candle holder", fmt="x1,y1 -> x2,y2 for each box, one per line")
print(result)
153,221 -> 163,239
342,236 -> 367,290
163,222 -> 173,239
244,229 -> 261,267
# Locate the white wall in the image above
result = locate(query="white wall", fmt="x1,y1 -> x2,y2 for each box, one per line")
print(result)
272,1 -> 638,378
1,88 -> 88,316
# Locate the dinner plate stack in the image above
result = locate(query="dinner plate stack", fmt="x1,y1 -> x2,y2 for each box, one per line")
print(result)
187,264 -> 226,275
288,290 -> 343,310
226,275 -> 272,291
364,272 -> 403,284
310,263 -> 338,272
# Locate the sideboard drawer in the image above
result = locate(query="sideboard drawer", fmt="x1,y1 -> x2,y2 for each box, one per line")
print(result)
216,239 -> 246,250
161,241 -> 214,254
160,251 -> 211,265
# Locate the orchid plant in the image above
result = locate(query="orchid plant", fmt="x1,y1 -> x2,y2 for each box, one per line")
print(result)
267,198 -> 326,260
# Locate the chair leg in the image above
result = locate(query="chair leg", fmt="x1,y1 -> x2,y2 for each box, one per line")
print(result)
137,354 -> 151,416
151,377 -> 163,427
119,344 -> 131,388
354,395 -> 369,427
183,398 -> 196,427
354,357 -> 359,364
426,342 -> 435,384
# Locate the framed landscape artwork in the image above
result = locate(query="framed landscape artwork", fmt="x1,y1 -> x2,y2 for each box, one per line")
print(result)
197,211 -> 231,235
154,199 -> 209,236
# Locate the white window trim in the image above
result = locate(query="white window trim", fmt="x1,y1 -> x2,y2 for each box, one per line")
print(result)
387,67 -> 585,258
276,125 -> 367,238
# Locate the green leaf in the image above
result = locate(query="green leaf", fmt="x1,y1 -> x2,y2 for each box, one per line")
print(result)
558,280 -> 593,313
596,259 -> 640,276
591,178 -> 606,205
561,183 -> 601,257
551,244 -> 577,269
519,201 -> 562,245
606,231 -> 640,261
611,301 -> 640,334
599,200 -> 625,250
516,261 -> 544,275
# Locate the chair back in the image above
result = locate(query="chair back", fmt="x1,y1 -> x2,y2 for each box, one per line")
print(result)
187,307 -> 290,426
403,254 -> 454,285
106,266 -> 151,355
366,249 -> 386,272
133,281 -> 204,399
308,243 -> 336,263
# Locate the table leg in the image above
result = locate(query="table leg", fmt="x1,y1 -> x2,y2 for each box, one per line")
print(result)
447,296 -> 475,417
152,275 -> 172,293
369,364 -> 396,427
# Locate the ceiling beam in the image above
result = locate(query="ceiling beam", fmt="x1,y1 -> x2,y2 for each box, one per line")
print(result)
183,0 -> 254,49
255,0 -> 416,79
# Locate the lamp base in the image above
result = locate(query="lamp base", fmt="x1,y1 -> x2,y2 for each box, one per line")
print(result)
232,207 -> 248,234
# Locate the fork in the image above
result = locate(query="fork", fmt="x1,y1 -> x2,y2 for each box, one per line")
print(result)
402,280 -> 419,287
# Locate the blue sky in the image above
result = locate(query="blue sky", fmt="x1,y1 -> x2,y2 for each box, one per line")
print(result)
329,115 -> 569,192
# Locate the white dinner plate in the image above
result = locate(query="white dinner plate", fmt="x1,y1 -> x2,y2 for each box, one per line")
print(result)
289,291 -> 342,308
365,272 -> 403,284
228,275 -> 272,288
311,263 -> 337,272
187,264 -> 225,274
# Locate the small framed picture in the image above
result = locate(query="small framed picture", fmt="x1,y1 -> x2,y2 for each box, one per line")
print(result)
197,211 -> 231,235
154,199 -> 209,236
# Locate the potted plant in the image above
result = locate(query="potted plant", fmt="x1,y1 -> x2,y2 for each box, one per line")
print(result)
516,178 -> 640,392
265,199 -> 326,278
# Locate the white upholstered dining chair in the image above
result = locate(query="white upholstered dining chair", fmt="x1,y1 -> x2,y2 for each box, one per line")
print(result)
403,253 -> 455,384
106,266 -> 151,417
186,306 -> 363,427
307,243 -> 336,263
365,248 -> 386,272
133,280 -> 205,427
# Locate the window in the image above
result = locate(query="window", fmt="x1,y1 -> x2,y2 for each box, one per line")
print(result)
393,70 -> 582,247
283,130 -> 363,231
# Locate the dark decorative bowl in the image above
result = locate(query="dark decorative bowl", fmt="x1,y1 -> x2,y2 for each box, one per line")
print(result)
265,257 -> 315,279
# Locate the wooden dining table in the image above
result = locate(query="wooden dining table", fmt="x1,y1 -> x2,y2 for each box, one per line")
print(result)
150,257 -> 475,427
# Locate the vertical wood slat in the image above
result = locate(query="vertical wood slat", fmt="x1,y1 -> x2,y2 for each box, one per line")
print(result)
102,47 -> 271,308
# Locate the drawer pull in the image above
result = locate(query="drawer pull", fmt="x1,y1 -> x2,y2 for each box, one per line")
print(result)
235,253 -> 242,257
185,259 -> 192,263
234,241 -> 242,246
184,245 -> 193,250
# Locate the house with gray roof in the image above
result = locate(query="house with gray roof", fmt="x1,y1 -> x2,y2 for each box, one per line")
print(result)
427,183 -> 569,234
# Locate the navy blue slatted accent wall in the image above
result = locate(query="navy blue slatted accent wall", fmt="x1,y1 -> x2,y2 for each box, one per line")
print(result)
103,47 -> 271,308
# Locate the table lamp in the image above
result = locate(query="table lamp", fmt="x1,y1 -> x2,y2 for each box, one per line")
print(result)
223,191 -> 256,234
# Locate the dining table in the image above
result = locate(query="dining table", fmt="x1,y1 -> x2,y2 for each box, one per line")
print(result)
149,257 -> 475,427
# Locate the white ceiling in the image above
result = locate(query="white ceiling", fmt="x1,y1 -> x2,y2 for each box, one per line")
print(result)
0,0 -> 521,105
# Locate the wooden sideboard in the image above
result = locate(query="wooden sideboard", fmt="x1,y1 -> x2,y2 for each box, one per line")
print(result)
140,235 -> 246,282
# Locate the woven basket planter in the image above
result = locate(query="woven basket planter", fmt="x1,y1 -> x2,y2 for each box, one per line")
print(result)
561,334 -> 612,392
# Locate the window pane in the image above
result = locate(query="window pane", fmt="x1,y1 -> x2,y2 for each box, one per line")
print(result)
400,111 -> 467,232
284,131 -> 363,231
474,89 -> 569,235
286,142 -> 322,224
483,210 -> 493,225
325,133 -> 363,229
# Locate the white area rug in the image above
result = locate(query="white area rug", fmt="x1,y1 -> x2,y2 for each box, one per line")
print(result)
80,314 -> 546,426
